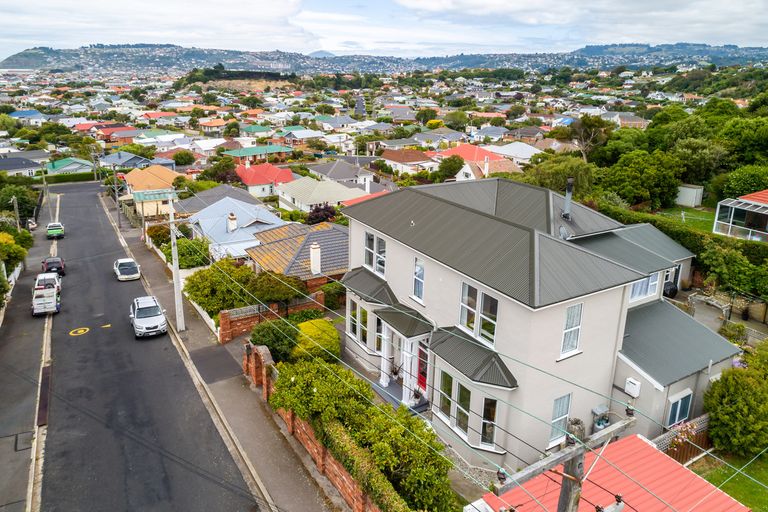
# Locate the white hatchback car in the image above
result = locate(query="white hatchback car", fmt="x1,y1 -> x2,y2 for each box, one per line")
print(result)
129,296 -> 167,338
114,258 -> 141,281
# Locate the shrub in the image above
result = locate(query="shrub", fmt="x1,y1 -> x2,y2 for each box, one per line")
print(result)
321,281 -> 346,310
147,224 -> 170,246
291,319 -> 340,362
0,224 -> 33,249
183,259 -> 253,316
0,273 -> 9,308
43,171 -> 96,184
718,322 -> 747,344
285,309 -> 324,323
704,368 -> 768,457
250,319 -> 299,363
0,232 -> 27,270
161,238 -> 209,268
723,165 -> 768,198
251,271 -> 307,304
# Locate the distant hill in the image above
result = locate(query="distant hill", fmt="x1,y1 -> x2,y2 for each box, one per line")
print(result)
2,42 -> 768,74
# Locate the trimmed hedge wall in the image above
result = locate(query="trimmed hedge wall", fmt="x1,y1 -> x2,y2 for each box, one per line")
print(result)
42,172 -> 98,184
597,203 -> 768,267
324,420 -> 411,512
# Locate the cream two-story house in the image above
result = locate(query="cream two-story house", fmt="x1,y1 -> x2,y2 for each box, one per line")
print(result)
340,179 -> 738,471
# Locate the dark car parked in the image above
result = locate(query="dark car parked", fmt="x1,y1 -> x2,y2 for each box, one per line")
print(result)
41,257 -> 66,276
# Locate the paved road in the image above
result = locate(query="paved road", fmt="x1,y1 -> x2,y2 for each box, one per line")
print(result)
39,183 -> 258,512
0,191 -> 55,512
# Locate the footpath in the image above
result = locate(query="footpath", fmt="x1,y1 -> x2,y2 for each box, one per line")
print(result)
101,197 -> 340,512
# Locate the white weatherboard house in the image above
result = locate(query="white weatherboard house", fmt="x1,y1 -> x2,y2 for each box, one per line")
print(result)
340,179 -> 737,469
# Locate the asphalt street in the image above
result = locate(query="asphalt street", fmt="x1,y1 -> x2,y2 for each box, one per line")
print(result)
39,183 -> 258,512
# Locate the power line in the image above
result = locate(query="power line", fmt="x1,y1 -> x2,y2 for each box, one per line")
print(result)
168,197 -> 672,511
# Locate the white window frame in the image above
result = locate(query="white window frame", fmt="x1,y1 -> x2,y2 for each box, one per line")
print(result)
459,282 -> 498,346
455,382 -> 471,437
550,393 -> 571,443
374,316 -> 383,353
667,391 -> 692,427
412,257 -> 425,302
481,398 -> 497,447
629,273 -> 660,302
438,371 -> 453,419
348,298 -> 359,339
560,303 -> 583,356
364,231 -> 386,276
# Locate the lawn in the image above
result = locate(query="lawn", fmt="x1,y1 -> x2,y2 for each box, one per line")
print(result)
690,451 -> 768,511
655,206 -> 716,233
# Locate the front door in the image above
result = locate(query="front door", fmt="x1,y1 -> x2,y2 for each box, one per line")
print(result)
417,343 -> 428,392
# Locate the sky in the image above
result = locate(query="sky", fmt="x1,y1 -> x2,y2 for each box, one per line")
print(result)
1,0 -> 767,61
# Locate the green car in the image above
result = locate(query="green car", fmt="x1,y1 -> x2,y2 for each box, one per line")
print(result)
46,222 -> 65,239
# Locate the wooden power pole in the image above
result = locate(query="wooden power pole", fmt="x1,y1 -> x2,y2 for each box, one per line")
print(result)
493,416 -> 635,512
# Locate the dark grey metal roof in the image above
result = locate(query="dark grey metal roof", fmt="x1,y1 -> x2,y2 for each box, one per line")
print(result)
344,187 -> 643,308
621,300 -> 740,386
309,160 -> 369,181
376,306 -> 433,337
431,327 -> 517,388
614,224 -> 695,262
0,157 -> 39,171
341,267 -> 397,305
176,185 -> 262,214
573,232 -> 675,275
415,179 -> 623,238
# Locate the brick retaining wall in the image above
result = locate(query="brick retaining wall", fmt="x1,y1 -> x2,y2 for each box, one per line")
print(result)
243,346 -> 382,512
219,291 -> 325,343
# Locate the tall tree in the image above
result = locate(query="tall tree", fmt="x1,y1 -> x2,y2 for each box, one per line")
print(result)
571,115 -> 613,162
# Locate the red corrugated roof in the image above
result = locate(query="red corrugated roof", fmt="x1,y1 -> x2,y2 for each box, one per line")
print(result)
341,190 -> 389,207
482,435 -> 750,512
427,143 -> 503,162
235,163 -> 294,186
142,111 -> 177,119
739,189 -> 768,205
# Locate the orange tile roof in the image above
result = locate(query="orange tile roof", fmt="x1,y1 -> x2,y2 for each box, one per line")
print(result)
124,164 -> 181,191
200,119 -> 227,127
739,189 -> 768,205
482,435 -> 749,512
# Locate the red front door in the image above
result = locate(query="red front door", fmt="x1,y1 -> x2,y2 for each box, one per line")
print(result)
417,344 -> 428,392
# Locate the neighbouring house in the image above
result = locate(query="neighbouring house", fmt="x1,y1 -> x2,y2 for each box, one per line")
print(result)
190,138 -> 229,157
100,151 -> 152,170
467,434 -> 749,512
235,162 -> 295,197
472,126 -> 509,143
223,145 -> 293,165
339,178 -> 735,469
246,222 -> 349,292
482,141 -> 543,166
175,184 -> 263,216
187,196 -> 285,260
454,157 -> 522,181
276,176 -> 369,212
601,111 -> 650,129
713,189 -> 768,243
0,149 -> 50,164
200,118 -> 227,136
308,160 -> 374,188
412,126 -> 467,148
283,129 -> 325,146
379,149 -> 436,175
0,157 -> 40,177
532,138 -> 579,153
123,164 -> 182,218
45,157 -> 94,175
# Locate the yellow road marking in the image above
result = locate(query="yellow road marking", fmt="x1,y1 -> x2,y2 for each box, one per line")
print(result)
68,327 -> 90,336
101,324 -> 111,328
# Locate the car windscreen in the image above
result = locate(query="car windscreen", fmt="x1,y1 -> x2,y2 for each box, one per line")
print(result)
45,259 -> 62,266
48,224 -> 63,229
135,305 -> 162,318
118,263 -> 138,273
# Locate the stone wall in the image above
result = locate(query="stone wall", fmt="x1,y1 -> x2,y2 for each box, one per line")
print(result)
219,290 -> 325,343
242,345 -> 382,512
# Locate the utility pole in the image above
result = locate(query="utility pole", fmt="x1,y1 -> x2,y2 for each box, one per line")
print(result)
557,419 -> 586,512
41,170 -> 51,222
9,196 -> 20,231
493,416 -> 636,512
112,167 -> 122,229
168,195 -> 185,332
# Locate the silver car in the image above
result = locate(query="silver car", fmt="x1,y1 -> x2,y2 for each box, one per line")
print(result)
129,296 -> 167,338
114,258 -> 141,281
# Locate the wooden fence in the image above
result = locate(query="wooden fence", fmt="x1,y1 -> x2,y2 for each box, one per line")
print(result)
652,414 -> 711,465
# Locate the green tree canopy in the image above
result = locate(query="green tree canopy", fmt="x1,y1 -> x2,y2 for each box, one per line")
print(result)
0,185 -> 37,219
315,104 -> 336,115
172,149 -> 196,166
117,143 -> 156,159
443,111 -> 468,130
723,165 -> 768,198
200,155 -> 239,183
596,150 -> 682,208
251,271 -> 307,304
526,155 -> 596,196
431,155 -> 464,183
571,114 -> 613,162
415,108 -> 437,125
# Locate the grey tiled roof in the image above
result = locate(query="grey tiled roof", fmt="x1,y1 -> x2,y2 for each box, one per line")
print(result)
176,185 -> 262,214
431,327 -> 517,388
621,300 -> 740,386
343,183 -> 643,308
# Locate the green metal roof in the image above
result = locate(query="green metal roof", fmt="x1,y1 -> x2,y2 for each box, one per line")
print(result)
242,124 -> 272,133
621,300 -> 740,386
223,145 -> 293,157
46,157 -> 92,171
132,188 -> 178,202
431,327 -> 517,388
376,306 -> 433,337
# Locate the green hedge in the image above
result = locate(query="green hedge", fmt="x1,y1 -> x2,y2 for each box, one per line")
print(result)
324,420 -> 411,512
597,203 -> 768,267
43,172 -> 98,184
320,281 -> 346,310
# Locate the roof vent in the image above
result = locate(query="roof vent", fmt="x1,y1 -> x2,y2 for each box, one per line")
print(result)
562,176 -> 574,221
